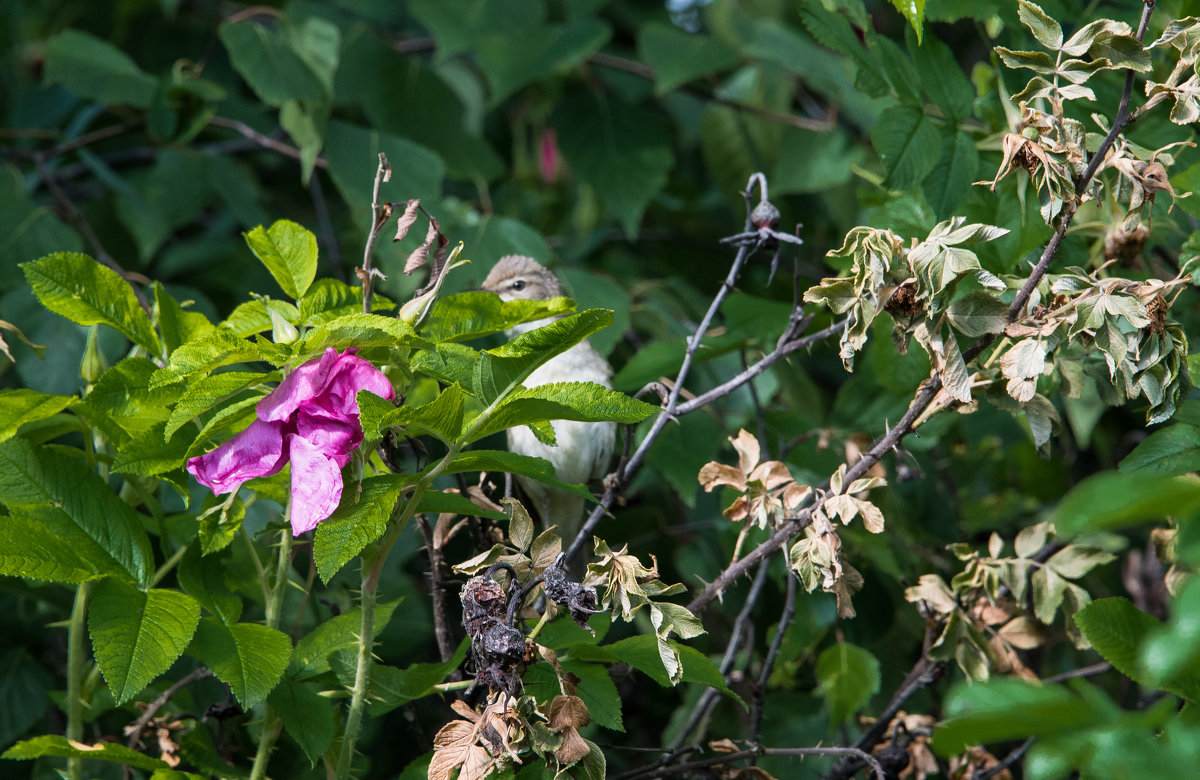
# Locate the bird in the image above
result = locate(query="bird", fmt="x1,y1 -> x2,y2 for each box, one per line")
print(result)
479,255 -> 616,543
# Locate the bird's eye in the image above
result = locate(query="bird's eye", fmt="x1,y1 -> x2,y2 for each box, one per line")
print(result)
511,280 -> 526,291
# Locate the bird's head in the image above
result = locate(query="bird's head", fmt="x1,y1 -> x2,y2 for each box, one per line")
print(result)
480,255 -> 564,301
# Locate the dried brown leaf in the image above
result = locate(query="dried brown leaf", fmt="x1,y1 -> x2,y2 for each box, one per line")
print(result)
392,199 -> 421,243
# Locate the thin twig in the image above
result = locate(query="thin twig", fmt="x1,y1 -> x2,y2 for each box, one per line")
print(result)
1044,661 -> 1112,684
361,153 -> 390,313
749,572 -> 797,747
208,116 -> 328,169
975,737 -> 1034,780
417,514 -> 455,663
124,667 -> 213,751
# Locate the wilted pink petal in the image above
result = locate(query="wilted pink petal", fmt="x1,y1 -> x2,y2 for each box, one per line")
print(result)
320,352 -> 395,416
295,409 -> 361,467
287,435 -> 344,534
187,419 -> 286,494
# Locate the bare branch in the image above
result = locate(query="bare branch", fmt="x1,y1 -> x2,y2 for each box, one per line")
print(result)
360,153 -> 391,313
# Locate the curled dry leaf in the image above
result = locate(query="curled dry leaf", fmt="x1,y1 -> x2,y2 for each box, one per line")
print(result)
392,199 -> 421,243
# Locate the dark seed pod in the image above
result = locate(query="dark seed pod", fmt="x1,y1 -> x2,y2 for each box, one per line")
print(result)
750,199 -> 781,230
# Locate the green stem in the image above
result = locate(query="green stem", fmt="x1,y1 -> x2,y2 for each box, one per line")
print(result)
248,527 -> 292,780
149,543 -> 190,588
67,580 -> 93,780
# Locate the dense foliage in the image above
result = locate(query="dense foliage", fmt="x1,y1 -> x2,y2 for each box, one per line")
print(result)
4,0 -> 1200,778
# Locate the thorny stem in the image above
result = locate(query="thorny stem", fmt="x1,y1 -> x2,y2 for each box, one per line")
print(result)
361,153 -> 391,314
125,667 -> 213,751
417,514 -> 456,662
67,580 -> 93,780
248,528 -> 292,780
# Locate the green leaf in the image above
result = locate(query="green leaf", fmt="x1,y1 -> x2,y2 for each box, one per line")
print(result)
330,640 -> 466,716
1074,598 -> 1159,687
77,358 -> 182,444
412,342 -> 480,389
410,0 -> 542,61
243,220 -> 318,300
1119,424 -> 1200,476
924,129 -> 978,219
933,679 -> 1104,754
912,30 -> 971,120
188,618 -> 291,709
477,19 -> 611,104
1018,0 -> 1064,50
153,283 -> 215,356
637,23 -> 740,95
888,0 -> 926,44
0,649 -> 50,749
816,643 -> 881,726
871,105 -> 940,190
473,309 -> 612,404
300,278 -> 391,324
290,599 -> 401,678
42,29 -> 157,107
218,21 -> 325,107
1046,545 -> 1115,579
359,384 -> 464,444
2,734 -> 169,770
465,382 -> 657,443
552,90 -> 673,238
0,389 -> 76,443
443,450 -> 592,500
947,291 -> 1010,338
323,121 -> 443,229
89,579 -> 201,705
1051,472 -> 1200,537
415,490 -> 506,522
799,4 -> 891,98
419,292 -> 575,344
22,252 -> 160,354
268,677 -> 336,765
111,421 -> 194,477
177,546 -> 243,624
561,660 -> 623,732
570,636 -> 741,702
152,330 -> 264,386
0,438 -> 153,585
298,311 -> 434,353
313,475 -> 413,583
165,371 -> 274,440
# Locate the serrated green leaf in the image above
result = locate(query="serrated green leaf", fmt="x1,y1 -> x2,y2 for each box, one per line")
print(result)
465,382 -> 656,444
154,283 -> 215,356
799,4 -> 891,98
420,292 -> 575,344
1074,598 -> 1158,687
290,599 -> 401,678
111,421 -> 194,477
243,220 -> 318,300
473,310 -> 612,404
218,21 -> 325,107
1119,424 -> 1200,476
268,677 -> 336,765
551,90 -> 672,237
569,636 -> 741,702
188,618 -> 291,708
0,389 -> 76,444
359,383 -> 464,444
817,643 -> 881,726
76,358 -> 182,444
924,129 -> 978,218
412,342 -> 480,389
637,23 -> 740,95
165,371 -> 275,440
888,0 -> 925,43
22,252 -> 160,354
947,291 -> 1009,337
177,546 -> 243,624
443,450 -> 592,500
416,490 -> 506,521
561,660 -> 623,732
313,475 -> 413,583
89,579 -> 201,705
0,513 -> 110,584
298,311 -> 434,353
153,330 -> 264,386
42,29 -> 157,107
2,734 -> 169,770
0,438 -> 153,585
1017,0 -> 1063,50
912,33 -> 972,120
872,105 -> 940,190
299,278 -> 391,324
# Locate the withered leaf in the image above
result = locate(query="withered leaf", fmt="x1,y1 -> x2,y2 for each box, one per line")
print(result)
392,199 -> 421,243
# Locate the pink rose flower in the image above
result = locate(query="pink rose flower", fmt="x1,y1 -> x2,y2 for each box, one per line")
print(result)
187,348 -> 395,535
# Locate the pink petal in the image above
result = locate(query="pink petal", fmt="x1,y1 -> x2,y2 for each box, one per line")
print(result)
321,352 -> 395,417
187,419 -> 286,494
296,408 -> 361,468
258,348 -> 342,423
287,435 -> 344,534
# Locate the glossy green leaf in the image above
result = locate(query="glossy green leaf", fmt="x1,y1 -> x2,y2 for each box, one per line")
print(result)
799,4 -> 890,98
152,330 -> 264,386
153,283 -> 215,356
419,292 -> 575,344
637,23 -> 740,94
89,579 -> 201,704
23,253 -> 160,354
298,311 -> 434,353
412,342 -> 480,389
290,599 -> 401,678
243,220 -> 318,300
299,278 -> 390,324
1119,424 -> 1200,476
889,0 -> 926,44
358,383 -> 463,444
43,29 -> 157,107
188,618 -> 291,709
443,450 -> 592,500
2,734 -> 169,770
1051,472 -> 1200,537
414,489 -> 506,521
0,438 -> 153,585
816,643 -> 881,726
313,475 -> 413,583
